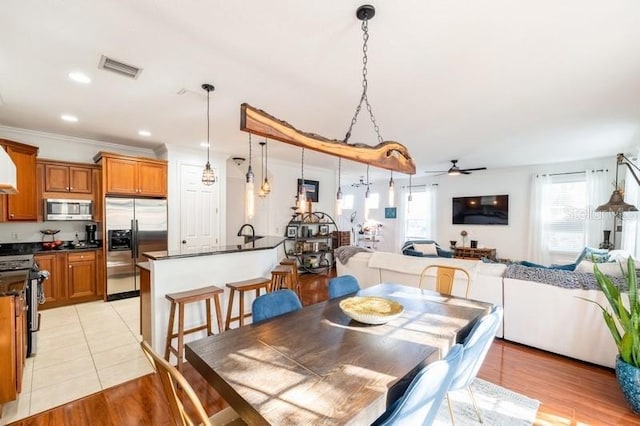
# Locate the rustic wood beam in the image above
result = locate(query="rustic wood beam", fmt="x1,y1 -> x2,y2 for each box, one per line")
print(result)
240,103 -> 416,175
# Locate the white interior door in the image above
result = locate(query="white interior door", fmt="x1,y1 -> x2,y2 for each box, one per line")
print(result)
180,163 -> 219,253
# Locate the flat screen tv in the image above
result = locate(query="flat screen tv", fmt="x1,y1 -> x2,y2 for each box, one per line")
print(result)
452,194 -> 509,225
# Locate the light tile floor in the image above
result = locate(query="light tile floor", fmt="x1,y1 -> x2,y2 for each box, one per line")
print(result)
0,297 -> 152,425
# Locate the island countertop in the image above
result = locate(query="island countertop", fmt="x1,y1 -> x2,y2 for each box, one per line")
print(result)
142,236 -> 285,260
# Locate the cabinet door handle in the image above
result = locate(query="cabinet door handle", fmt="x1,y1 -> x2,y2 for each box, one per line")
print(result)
10,214 -> 14,218
69,265 -> 72,269
66,186 -> 70,191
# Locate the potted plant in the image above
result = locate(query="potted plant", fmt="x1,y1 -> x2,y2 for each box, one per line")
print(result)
585,256 -> 640,413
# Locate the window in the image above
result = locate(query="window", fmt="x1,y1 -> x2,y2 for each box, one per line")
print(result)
404,189 -> 434,240
547,173 -> 586,264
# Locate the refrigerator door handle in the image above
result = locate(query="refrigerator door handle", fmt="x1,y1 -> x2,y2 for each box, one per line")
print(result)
134,219 -> 140,258
131,219 -> 136,259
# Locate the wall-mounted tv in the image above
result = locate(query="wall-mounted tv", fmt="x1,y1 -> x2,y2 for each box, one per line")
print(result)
452,194 -> 509,225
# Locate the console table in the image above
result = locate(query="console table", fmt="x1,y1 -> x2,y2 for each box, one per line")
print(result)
454,247 -> 496,260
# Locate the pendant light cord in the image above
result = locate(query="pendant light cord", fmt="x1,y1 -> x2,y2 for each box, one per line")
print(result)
344,13 -> 383,144
206,88 -> 211,163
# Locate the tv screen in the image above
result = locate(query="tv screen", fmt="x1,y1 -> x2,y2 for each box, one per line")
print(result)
452,195 -> 509,225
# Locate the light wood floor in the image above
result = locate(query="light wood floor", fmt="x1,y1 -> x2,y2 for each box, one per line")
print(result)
8,271 -> 640,425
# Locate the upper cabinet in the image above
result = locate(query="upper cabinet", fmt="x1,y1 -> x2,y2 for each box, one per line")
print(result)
0,139 -> 38,221
94,152 -> 167,197
44,163 -> 92,193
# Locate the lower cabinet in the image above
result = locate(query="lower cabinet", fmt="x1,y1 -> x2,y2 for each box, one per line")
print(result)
35,250 -> 101,309
0,293 -> 26,407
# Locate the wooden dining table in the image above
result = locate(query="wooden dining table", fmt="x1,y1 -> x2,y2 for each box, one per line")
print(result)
185,283 -> 492,425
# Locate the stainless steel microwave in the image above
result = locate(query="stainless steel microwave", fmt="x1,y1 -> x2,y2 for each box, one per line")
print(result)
44,199 -> 93,221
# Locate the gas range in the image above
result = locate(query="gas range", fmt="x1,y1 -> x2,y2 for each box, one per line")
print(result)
0,254 -> 34,272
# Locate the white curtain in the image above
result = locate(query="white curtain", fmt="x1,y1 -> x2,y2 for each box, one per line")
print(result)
527,173 -> 552,264
585,169 -> 610,248
622,150 -> 640,256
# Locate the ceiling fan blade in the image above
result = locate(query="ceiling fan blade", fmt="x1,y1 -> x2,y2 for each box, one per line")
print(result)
460,167 -> 487,172
424,170 -> 448,174
460,170 -> 472,175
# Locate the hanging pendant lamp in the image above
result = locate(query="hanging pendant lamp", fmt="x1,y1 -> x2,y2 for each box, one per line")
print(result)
201,83 -> 216,185
336,158 -> 343,216
245,134 -> 255,219
298,148 -> 307,214
388,171 -> 395,208
262,138 -> 271,195
365,165 -> 371,199
258,141 -> 266,198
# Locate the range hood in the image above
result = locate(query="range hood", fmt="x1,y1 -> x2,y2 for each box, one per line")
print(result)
0,148 -> 17,194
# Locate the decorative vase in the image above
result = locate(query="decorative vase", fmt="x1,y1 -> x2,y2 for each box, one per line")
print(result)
599,230 -> 614,250
616,356 -> 640,414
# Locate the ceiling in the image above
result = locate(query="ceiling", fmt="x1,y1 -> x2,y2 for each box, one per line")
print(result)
2,1 -> 640,182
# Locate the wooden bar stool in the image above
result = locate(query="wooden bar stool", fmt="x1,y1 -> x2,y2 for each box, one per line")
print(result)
225,277 -> 271,331
270,264 -> 294,292
164,285 -> 224,372
280,258 -> 300,296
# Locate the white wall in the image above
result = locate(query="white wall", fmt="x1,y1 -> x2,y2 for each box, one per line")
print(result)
342,157 -> 616,261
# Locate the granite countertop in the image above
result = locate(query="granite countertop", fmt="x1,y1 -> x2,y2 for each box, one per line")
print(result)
143,236 -> 285,261
0,269 -> 28,296
0,241 -> 103,256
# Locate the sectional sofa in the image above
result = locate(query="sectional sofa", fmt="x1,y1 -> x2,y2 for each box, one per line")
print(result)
336,249 -> 621,368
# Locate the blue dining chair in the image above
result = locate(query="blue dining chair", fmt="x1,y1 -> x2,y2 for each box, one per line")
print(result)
327,275 -> 360,299
252,289 -> 302,323
447,305 -> 503,424
372,344 -> 463,426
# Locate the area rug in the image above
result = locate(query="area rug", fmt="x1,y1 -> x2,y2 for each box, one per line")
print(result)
434,378 -> 540,426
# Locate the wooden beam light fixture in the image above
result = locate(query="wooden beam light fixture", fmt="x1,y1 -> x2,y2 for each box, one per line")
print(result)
239,5 -> 416,176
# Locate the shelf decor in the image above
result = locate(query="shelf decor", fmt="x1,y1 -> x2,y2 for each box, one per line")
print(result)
284,211 -> 338,274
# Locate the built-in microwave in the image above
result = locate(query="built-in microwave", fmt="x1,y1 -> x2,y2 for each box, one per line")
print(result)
44,199 -> 93,221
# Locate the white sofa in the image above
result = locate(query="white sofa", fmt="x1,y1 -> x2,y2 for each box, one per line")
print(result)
336,250 -> 620,368
336,251 -> 506,337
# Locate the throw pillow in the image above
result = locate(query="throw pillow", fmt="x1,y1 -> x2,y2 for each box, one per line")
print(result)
607,250 -> 633,263
576,260 -> 625,277
575,247 -> 610,264
413,243 -> 438,256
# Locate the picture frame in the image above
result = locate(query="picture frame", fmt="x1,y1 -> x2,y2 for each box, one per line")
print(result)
286,225 -> 298,238
384,207 -> 397,219
297,179 -> 319,202
319,224 -> 329,235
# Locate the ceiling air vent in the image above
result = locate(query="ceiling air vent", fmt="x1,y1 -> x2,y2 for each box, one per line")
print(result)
98,55 -> 142,79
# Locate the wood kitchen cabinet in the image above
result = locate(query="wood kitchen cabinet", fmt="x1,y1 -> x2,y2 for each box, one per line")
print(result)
34,253 -> 67,308
0,292 -> 26,407
67,251 -> 97,300
0,139 -> 38,222
35,250 -> 101,309
44,163 -> 92,193
94,152 -> 167,197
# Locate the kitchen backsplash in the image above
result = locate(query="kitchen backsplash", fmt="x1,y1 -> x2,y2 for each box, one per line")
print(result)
0,221 -> 101,244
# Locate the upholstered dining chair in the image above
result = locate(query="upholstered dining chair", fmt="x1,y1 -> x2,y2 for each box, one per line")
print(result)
252,289 -> 302,323
327,275 -> 360,299
418,265 -> 471,298
140,340 -> 244,426
446,305 -> 503,424
372,344 -> 464,426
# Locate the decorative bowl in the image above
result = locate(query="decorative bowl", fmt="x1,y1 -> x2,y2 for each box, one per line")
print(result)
339,296 -> 404,325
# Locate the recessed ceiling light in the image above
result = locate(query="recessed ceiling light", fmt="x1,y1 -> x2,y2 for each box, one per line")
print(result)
61,114 -> 78,122
68,72 -> 91,84
138,130 -> 151,137
200,142 -> 210,147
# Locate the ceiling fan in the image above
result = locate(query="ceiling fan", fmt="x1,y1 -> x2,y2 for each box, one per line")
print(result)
351,176 -> 370,188
424,160 -> 487,176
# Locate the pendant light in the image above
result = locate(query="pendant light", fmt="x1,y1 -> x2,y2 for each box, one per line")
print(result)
201,83 -> 216,185
262,138 -> 271,195
365,165 -> 371,199
298,148 -> 307,214
336,158 -> 343,216
245,134 -> 255,219
258,141 -> 266,198
388,171 -> 395,208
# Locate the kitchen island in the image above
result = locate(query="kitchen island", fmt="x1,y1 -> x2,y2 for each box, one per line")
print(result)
140,236 -> 284,357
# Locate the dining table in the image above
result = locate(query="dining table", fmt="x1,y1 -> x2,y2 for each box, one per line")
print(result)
185,283 -> 492,425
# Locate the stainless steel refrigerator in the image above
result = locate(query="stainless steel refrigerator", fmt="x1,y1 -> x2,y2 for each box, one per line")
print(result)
105,197 -> 167,301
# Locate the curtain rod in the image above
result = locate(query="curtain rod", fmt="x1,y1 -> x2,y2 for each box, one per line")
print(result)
537,169 -> 607,177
